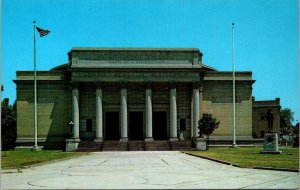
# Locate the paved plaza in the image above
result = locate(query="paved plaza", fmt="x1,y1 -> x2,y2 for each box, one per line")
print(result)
2,151 -> 299,189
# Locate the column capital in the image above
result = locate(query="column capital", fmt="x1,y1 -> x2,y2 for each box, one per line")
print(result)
120,81 -> 128,88
192,82 -> 202,89
144,82 -> 152,89
71,82 -> 79,89
169,81 -> 177,89
95,81 -> 102,89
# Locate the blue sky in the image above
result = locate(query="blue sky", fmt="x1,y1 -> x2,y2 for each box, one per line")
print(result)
2,0 -> 299,124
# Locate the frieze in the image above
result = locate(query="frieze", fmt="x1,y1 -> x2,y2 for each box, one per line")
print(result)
72,72 -> 197,78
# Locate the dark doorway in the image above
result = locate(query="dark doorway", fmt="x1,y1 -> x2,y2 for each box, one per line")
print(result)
105,112 -> 119,140
129,112 -> 143,140
153,112 -> 167,140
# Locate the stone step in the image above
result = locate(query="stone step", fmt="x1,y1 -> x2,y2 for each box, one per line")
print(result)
144,140 -> 171,151
102,141 -> 128,151
170,140 -> 195,150
77,141 -> 102,152
128,141 -> 144,151
76,140 -> 197,152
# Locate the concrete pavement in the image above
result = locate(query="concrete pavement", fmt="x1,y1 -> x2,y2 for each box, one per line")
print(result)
1,151 -> 299,189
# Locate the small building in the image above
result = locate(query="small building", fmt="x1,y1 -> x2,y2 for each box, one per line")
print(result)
13,48 -> 277,150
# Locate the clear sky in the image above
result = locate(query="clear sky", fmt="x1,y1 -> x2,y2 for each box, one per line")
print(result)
2,0 -> 299,124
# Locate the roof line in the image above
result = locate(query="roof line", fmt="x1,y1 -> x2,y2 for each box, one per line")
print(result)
71,47 -> 200,52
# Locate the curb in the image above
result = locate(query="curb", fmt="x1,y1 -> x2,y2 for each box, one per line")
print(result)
253,166 -> 299,173
181,151 -> 299,173
181,151 -> 240,167
1,153 -> 91,174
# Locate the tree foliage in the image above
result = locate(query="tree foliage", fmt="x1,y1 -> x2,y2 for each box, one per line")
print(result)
280,108 -> 294,135
197,113 -> 220,150
198,113 -> 220,137
1,98 -> 17,150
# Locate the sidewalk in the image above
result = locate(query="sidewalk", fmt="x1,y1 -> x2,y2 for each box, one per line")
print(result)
2,151 -> 299,189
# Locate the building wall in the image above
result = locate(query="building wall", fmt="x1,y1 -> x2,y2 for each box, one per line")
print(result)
252,98 -> 281,138
15,73 -> 69,149
202,73 -> 254,140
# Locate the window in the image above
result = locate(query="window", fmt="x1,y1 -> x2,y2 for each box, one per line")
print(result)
180,118 -> 186,131
86,119 -> 92,132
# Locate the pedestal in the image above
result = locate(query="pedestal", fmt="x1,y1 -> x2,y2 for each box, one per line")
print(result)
65,138 -> 81,152
145,138 -> 153,142
195,138 -> 207,150
260,132 -> 281,154
94,137 -> 103,143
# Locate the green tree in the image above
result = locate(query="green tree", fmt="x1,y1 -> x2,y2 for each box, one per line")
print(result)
280,108 -> 294,135
1,98 -> 17,150
198,113 -> 220,150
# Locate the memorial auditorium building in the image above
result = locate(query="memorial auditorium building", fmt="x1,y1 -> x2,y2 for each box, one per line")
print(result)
14,48 -> 280,150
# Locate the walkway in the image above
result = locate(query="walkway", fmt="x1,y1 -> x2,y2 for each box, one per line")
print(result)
2,151 -> 299,189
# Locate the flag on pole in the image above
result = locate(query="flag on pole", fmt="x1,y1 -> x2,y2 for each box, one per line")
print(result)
36,27 -> 50,37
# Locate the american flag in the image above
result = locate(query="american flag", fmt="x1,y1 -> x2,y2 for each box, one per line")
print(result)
36,27 -> 50,37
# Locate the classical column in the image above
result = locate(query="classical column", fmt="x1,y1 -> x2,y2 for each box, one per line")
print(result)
95,83 -> 103,142
120,83 -> 128,141
145,84 -> 153,141
72,83 -> 80,139
192,83 -> 200,138
169,83 -> 178,141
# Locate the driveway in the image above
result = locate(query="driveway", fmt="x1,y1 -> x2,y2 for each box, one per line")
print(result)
2,151 -> 299,189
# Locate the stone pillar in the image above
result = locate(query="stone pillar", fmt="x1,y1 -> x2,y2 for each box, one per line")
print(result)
145,85 -> 153,141
192,83 -> 200,138
95,83 -> 103,142
169,83 -> 178,141
120,83 -> 128,141
72,84 -> 80,139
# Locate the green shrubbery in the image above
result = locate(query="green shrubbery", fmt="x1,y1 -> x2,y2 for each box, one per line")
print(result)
1,98 -> 17,150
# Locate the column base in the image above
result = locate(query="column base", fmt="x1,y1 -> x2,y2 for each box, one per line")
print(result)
65,138 -> 81,152
32,145 -> 41,151
169,137 -> 178,142
144,138 -> 154,142
119,137 -> 128,142
94,137 -> 103,143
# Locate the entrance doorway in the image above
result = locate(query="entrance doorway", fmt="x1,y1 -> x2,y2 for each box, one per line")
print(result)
129,112 -> 143,140
105,112 -> 120,140
153,112 -> 167,140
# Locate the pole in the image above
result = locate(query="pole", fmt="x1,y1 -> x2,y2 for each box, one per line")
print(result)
33,21 -> 40,151
232,23 -> 237,148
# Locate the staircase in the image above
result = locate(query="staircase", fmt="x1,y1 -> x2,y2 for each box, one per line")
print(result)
102,141 -> 128,151
144,140 -> 171,151
76,141 -> 102,152
76,140 -> 195,152
170,140 -> 195,150
128,141 -> 144,151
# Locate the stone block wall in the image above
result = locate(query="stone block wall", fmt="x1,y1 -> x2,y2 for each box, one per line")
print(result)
176,84 -> 191,139
15,78 -> 69,149
202,72 -> 254,140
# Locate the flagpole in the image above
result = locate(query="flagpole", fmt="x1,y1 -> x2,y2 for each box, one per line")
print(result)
33,21 -> 40,151
232,23 -> 237,148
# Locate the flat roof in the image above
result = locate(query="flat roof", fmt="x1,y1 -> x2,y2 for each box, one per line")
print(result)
71,47 -> 201,52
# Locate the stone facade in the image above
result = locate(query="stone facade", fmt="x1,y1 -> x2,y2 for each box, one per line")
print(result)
13,48 -> 277,149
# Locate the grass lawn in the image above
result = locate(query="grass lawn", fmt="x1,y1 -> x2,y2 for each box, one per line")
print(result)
1,149 -> 89,169
184,146 -> 299,170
